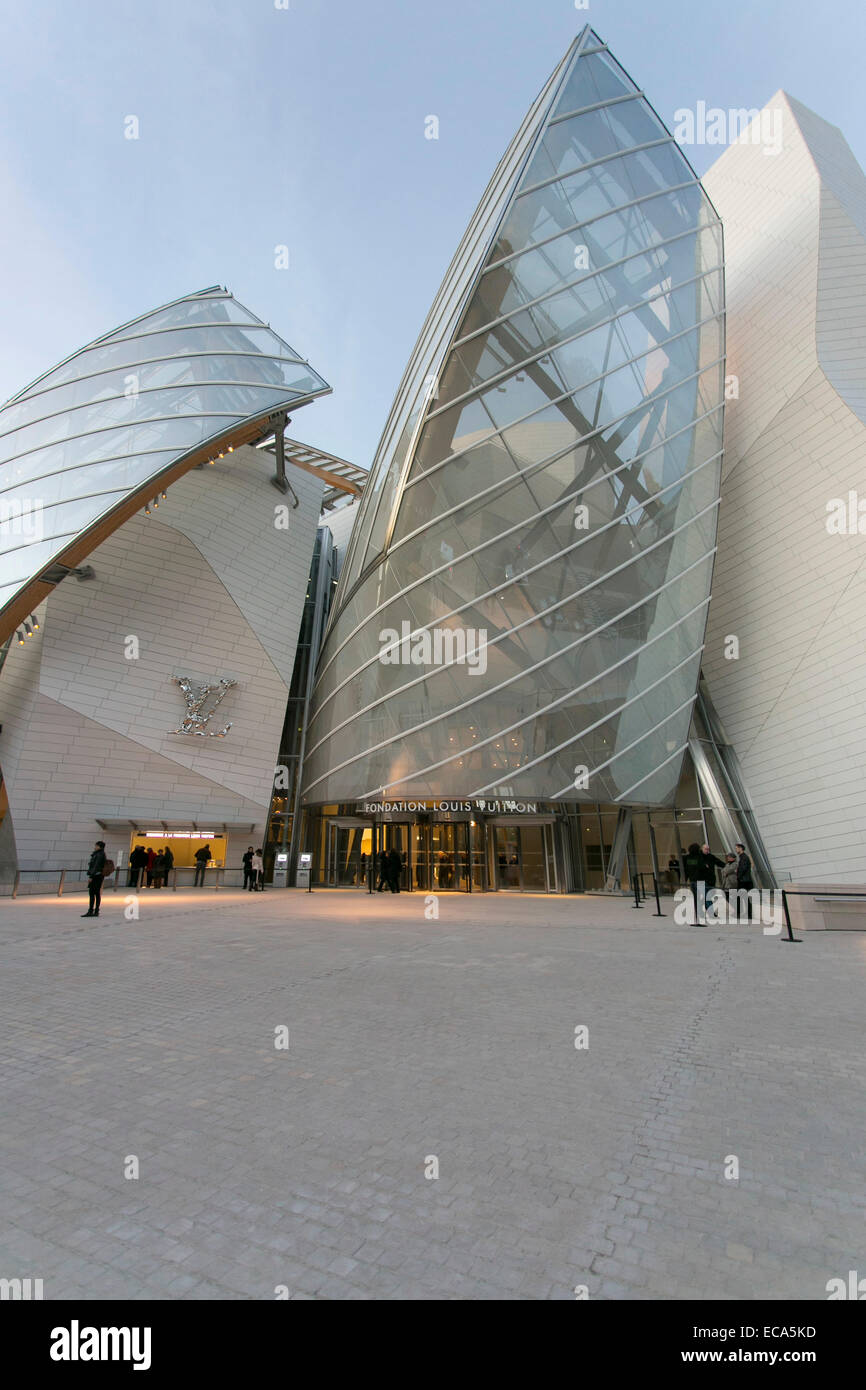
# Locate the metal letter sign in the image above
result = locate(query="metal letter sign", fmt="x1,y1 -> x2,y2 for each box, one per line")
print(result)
169,676 -> 237,737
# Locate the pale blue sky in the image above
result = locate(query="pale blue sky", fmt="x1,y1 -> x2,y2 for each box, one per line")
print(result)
1,0 -> 864,466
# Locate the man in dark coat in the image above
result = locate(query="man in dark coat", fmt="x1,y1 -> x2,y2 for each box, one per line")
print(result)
242,846 -> 255,891
735,843 -> 754,920
82,840 -> 107,918
387,847 -> 403,893
682,843 -> 705,920
699,843 -> 725,911
700,844 -> 725,886
376,851 -> 389,892
194,844 -> 212,886
128,843 -> 148,887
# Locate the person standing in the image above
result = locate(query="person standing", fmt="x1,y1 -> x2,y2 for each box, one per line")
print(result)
162,845 -> 174,887
387,846 -> 402,893
720,853 -> 738,893
145,846 -> 156,888
242,846 -> 255,891
194,844 -> 212,886
152,850 -> 166,889
251,848 -> 264,891
735,842 -> 754,920
682,842 -> 705,920
128,843 -> 148,888
699,843 -> 725,910
82,840 -> 107,918
376,850 -> 390,892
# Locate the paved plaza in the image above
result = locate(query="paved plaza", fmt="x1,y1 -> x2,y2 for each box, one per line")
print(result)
0,885 -> 863,1301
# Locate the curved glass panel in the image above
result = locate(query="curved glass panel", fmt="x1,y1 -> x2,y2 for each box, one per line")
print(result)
0,287 -> 330,625
304,28 -> 724,808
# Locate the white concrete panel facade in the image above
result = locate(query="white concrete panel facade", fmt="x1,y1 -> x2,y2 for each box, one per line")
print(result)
0,444 -> 323,873
703,93 -> 866,883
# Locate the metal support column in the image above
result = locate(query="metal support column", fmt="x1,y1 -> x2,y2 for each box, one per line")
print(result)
270,413 -> 294,498
287,530 -> 334,880
604,808 -> 633,893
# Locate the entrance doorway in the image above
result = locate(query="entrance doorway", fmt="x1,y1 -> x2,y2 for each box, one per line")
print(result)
414,822 -> 469,892
493,824 -> 556,891
129,830 -> 227,881
374,823 -> 411,891
324,820 -> 372,886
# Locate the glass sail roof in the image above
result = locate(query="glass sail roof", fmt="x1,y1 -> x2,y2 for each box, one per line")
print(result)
0,286 -> 331,622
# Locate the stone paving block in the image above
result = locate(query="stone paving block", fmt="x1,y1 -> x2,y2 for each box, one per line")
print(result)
0,889 -> 863,1301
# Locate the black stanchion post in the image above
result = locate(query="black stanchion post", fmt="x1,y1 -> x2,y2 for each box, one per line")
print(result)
652,873 -> 664,917
648,822 -> 664,916
781,889 -> 801,943
632,873 -> 642,909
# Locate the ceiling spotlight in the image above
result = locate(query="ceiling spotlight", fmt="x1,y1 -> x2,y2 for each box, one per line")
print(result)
144,503 -> 151,515
16,629 -> 25,646
227,445 -> 234,453
24,622 -> 32,637
30,614 -> 39,630
160,491 -> 167,500
208,458 -> 215,466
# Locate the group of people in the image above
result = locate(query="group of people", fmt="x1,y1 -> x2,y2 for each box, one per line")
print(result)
242,847 -> 264,891
128,843 -> 175,889
127,843 -> 223,887
359,850 -> 455,892
81,840 -> 263,909
128,843 -> 225,887
373,848 -> 404,893
679,841 -> 755,916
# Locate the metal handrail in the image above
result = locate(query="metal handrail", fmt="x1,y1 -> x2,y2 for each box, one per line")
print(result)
9,866 -> 103,898
6,863 -> 254,896
780,887 -> 866,944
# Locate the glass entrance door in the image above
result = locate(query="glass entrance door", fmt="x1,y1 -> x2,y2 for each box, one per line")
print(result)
432,822 -> 469,892
414,822 -> 470,892
493,824 -> 556,891
520,825 -> 547,891
376,823 -> 411,891
494,826 -> 521,889
324,822 -> 372,886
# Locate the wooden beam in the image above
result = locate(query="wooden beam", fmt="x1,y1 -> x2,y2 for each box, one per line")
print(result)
284,454 -> 362,497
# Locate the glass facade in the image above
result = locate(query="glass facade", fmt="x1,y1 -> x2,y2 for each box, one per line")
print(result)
298,735 -> 774,894
0,285 -> 331,624
302,28 -> 725,812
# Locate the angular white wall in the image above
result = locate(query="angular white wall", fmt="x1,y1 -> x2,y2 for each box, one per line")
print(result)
703,94 -> 866,883
0,444 -> 323,873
